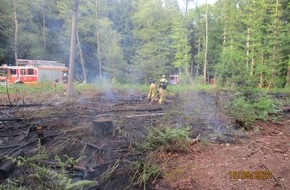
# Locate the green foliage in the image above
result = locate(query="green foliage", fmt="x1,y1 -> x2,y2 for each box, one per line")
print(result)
54,154 -> 86,174
141,126 -> 190,152
28,164 -> 97,190
131,0 -> 174,82
0,179 -> 30,190
130,160 -> 161,189
229,96 -> 256,128
0,145 -> 97,190
229,91 -> 282,130
0,0 -> 289,88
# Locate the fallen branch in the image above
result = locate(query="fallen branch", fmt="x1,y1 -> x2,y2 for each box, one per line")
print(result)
106,107 -> 163,113
77,140 -> 105,151
0,144 -> 20,150
0,104 -> 44,108
190,134 -> 201,144
148,94 -> 159,105
125,112 -> 167,118
58,138 -> 104,151
245,147 -> 261,157
6,135 -> 57,156
37,160 -> 95,173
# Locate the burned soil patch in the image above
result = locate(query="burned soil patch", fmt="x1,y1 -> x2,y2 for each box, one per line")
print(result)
0,89 -> 246,189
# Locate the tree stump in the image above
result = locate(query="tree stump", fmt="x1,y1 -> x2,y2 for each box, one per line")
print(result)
92,118 -> 114,138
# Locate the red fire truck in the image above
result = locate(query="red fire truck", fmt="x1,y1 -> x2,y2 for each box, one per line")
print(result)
0,59 -> 68,85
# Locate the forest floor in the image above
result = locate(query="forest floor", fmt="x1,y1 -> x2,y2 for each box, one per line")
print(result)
0,85 -> 289,190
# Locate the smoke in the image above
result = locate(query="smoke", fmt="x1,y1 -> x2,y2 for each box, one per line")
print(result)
182,91 -> 244,143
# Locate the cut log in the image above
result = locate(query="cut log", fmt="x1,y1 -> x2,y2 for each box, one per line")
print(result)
92,118 -> 114,138
0,149 -> 24,180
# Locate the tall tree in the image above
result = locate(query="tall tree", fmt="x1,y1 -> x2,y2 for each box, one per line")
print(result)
67,0 -> 78,98
13,0 -> 18,65
76,30 -> 86,83
41,0 -> 46,58
203,1 -> 209,82
132,0 -> 173,82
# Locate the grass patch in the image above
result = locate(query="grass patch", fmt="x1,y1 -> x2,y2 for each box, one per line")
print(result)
129,160 -> 161,189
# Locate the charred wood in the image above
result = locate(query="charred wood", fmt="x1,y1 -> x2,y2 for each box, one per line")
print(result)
0,104 -> 44,107
6,135 -> 57,156
92,119 -> 114,138
57,138 -> 104,151
0,149 -> 24,180
0,144 -> 19,150
105,107 -> 163,113
0,118 -> 23,122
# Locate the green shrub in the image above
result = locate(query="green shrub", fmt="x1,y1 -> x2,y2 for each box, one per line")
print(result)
141,126 -> 190,152
253,95 -> 282,120
229,92 -> 282,130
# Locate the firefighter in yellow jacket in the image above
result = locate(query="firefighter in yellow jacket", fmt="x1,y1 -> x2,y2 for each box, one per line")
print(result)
158,75 -> 168,104
147,78 -> 156,103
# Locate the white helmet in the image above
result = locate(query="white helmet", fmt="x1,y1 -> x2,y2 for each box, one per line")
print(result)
162,75 -> 165,78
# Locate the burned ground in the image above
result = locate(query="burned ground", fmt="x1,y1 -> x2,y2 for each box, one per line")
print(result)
0,87 -> 289,190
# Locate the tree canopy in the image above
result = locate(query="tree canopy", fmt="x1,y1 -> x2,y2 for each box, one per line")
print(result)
0,0 -> 289,88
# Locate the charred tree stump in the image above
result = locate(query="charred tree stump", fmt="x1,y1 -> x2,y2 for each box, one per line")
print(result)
92,118 -> 114,138
0,149 -> 24,180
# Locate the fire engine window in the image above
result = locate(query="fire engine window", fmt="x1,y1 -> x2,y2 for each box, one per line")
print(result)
21,69 -> 25,75
27,69 -> 34,75
10,69 -> 16,75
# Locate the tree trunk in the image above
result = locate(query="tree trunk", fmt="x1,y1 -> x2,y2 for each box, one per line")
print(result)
246,25 -> 250,72
77,31 -> 87,83
258,54 -> 265,88
184,0 -> 193,84
96,0 -> 102,78
13,0 -> 18,66
203,2 -> 209,83
185,32 -> 193,85
67,0 -> 78,98
268,0 -> 279,90
96,31 -> 102,77
251,54 -> 255,75
222,0 -> 228,54
196,37 -> 200,76
223,25 -> 227,53
42,0 -> 46,58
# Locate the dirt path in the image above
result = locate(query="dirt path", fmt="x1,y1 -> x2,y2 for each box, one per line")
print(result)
152,116 -> 290,190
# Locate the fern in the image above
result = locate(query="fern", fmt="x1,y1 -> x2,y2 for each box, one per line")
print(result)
0,150 -> 97,190
141,126 -> 190,152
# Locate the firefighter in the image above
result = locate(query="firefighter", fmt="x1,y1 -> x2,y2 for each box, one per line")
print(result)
158,75 -> 168,104
147,78 -> 156,103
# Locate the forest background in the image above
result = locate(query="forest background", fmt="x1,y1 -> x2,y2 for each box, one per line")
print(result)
0,0 -> 289,89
